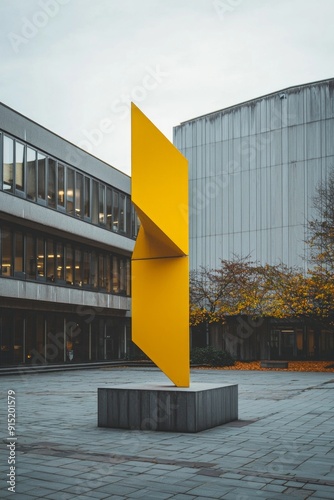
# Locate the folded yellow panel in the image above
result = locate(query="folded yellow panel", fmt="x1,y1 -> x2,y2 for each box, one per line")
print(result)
131,103 -> 190,387
131,103 -> 188,258
132,257 -> 189,387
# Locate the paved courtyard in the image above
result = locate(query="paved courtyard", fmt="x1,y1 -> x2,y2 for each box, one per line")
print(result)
1,367 -> 334,499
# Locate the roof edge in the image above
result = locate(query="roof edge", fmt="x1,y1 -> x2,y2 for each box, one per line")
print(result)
176,77 -> 334,126
0,101 -> 129,178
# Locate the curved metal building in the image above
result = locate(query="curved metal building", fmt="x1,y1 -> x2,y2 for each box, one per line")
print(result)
174,78 -> 334,271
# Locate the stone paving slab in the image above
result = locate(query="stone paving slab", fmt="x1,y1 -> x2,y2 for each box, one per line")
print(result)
0,367 -> 334,498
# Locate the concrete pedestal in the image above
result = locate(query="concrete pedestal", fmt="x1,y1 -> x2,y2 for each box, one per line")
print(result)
98,383 -> 238,433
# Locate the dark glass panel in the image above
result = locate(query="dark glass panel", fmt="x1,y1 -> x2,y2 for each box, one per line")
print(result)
75,172 -> 83,218
46,239 -> 55,282
15,142 -> 25,191
84,177 -> 90,218
65,244 -> 73,285
46,314 -> 64,363
126,258 -> 131,296
3,136 -> 14,192
14,232 -> 24,273
26,147 -> 36,201
112,190 -> 119,232
92,180 -> 99,224
58,163 -> 65,207
83,251 -> 90,286
66,168 -> 74,215
74,248 -> 82,286
91,251 -> 98,289
106,187 -> 112,230
126,196 -> 131,236
99,184 -> 106,225
48,159 -> 56,208
119,193 -> 126,232
99,254 -> 106,289
1,227 -> 12,276
106,255 -> 111,292
120,259 -> 126,294
37,152 -> 46,200
26,233 -> 36,280
37,237 -> 45,278
56,242 -> 64,281
112,255 -> 119,293
13,314 -> 24,364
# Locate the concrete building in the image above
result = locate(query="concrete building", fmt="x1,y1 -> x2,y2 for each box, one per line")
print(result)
174,78 -> 334,272
174,78 -> 334,361
0,103 -> 136,366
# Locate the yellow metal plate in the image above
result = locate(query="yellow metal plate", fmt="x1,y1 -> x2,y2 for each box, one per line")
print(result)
131,103 -> 190,387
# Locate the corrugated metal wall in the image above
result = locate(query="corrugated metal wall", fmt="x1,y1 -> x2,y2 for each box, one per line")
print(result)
173,79 -> 334,271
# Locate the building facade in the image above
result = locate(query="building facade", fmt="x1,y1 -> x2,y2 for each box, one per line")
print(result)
0,103 -> 137,366
174,78 -> 334,272
174,79 -> 334,360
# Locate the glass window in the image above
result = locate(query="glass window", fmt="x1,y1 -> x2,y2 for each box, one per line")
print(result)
48,159 -> 56,208
37,152 -> 46,201
131,205 -> 139,238
99,184 -> 106,225
14,232 -> 24,273
91,251 -> 98,289
56,242 -> 64,281
92,180 -> 99,224
46,239 -> 55,282
37,237 -> 45,278
106,255 -> 111,292
1,227 -> 12,276
84,177 -> 90,218
65,244 -> 73,285
126,196 -> 131,237
126,259 -> 131,296
26,233 -> 36,280
106,187 -> 112,230
15,142 -> 25,191
3,136 -> 14,192
66,168 -> 74,215
26,147 -> 36,201
74,248 -> 82,286
119,193 -> 126,232
112,190 -> 119,232
120,259 -> 126,294
75,172 -> 83,218
99,254 -> 106,289
58,163 -> 65,207
112,256 -> 119,293
83,251 -> 90,286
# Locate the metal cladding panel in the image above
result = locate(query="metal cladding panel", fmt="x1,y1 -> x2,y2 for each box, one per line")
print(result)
222,113 -> 229,140
270,165 -> 282,229
307,121 -> 321,159
173,79 -> 334,270
240,106 -> 249,137
232,108 -> 241,138
325,85 -> 334,119
241,170 -> 250,232
271,129 -> 282,166
288,162 -> 305,227
249,170 -> 257,232
288,125 -> 297,162
233,171 -> 242,234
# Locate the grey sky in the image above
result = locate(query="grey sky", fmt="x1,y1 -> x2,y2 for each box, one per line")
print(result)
0,0 -> 333,175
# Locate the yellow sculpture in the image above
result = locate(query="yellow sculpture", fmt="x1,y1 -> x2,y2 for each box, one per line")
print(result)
131,103 -> 190,387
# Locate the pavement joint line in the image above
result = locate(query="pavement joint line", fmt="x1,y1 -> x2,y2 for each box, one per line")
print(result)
15,442 -> 334,488
16,442 -> 218,469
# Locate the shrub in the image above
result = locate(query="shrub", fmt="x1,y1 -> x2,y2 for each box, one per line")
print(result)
190,346 -> 235,367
